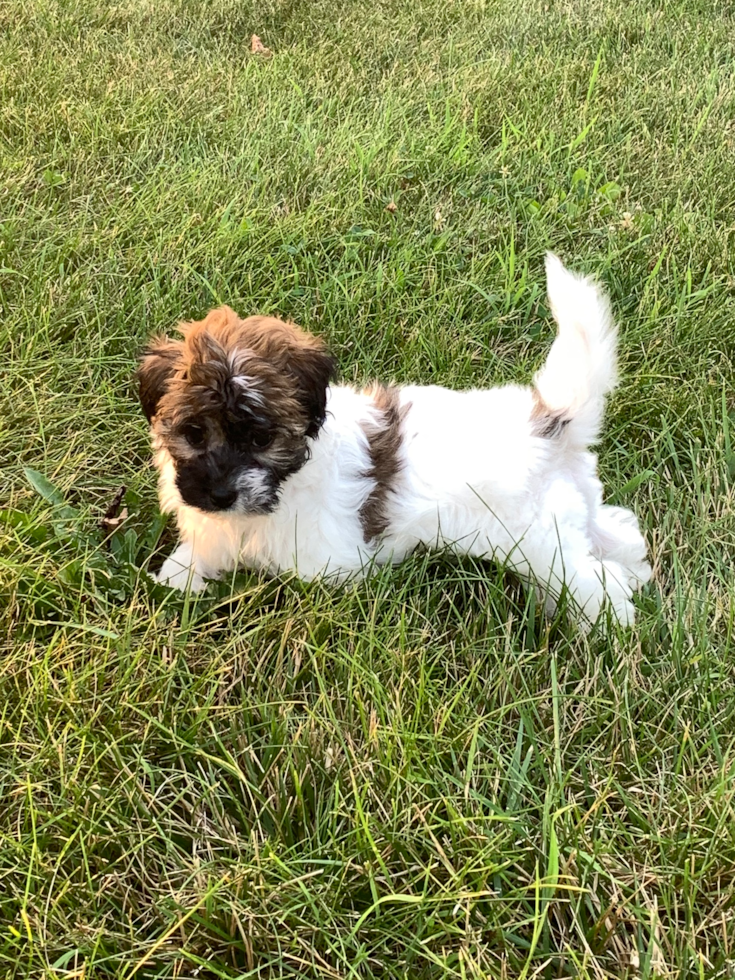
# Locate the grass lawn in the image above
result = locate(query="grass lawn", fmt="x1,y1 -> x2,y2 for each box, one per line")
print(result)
2,0 -> 735,976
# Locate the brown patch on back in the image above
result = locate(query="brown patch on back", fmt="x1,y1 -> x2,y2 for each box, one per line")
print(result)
530,389 -> 570,439
359,384 -> 409,543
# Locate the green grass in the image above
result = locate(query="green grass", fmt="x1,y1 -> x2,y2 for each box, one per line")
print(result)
2,0 -> 735,976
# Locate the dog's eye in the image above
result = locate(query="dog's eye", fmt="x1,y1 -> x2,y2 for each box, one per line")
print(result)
182,423 -> 206,448
251,429 -> 273,451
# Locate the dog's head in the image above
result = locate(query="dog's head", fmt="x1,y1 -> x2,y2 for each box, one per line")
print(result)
138,307 -> 336,515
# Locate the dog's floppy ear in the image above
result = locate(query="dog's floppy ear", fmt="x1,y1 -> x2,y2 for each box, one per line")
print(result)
137,337 -> 183,422
287,342 -> 338,438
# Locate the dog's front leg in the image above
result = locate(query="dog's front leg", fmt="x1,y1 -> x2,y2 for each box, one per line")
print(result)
155,541 -> 213,592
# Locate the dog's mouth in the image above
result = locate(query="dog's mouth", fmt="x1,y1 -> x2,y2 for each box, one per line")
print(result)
180,490 -> 279,516
175,467 -> 280,516
198,498 -> 277,516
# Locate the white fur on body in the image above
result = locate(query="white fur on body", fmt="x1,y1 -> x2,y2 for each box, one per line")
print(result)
154,256 -> 650,627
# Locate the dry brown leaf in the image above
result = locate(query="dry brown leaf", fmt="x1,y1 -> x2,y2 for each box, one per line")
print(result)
102,507 -> 128,531
100,485 -> 127,533
251,34 -> 272,57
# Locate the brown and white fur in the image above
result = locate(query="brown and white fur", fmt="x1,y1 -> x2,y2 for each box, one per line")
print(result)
138,255 -> 650,628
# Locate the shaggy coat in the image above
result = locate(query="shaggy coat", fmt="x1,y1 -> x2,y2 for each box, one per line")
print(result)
138,256 -> 651,627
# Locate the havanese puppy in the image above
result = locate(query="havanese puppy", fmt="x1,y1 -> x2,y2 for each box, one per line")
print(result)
138,255 -> 650,627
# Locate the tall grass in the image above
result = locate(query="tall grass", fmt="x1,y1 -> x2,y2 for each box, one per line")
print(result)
1,0 -> 734,976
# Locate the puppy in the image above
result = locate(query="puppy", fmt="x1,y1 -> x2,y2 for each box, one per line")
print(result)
138,255 -> 650,627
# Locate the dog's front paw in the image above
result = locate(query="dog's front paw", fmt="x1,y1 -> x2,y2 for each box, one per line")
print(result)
154,561 -> 207,592
153,544 -> 209,592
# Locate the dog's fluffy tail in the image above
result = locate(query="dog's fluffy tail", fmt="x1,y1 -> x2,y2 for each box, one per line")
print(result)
531,253 -> 618,448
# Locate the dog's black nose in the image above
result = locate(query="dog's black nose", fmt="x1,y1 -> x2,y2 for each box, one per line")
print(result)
209,487 -> 237,510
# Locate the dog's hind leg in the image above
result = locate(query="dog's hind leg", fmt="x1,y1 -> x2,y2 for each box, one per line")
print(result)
493,475 -> 637,628
590,505 -> 651,591
508,528 -> 636,629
